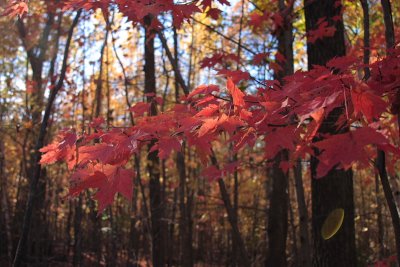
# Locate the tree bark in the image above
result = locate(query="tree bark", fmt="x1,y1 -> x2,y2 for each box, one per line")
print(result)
266,0 -> 293,265
210,155 -> 250,267
266,151 -> 288,267
378,1 -> 400,264
0,119 -> 13,265
293,160 -> 311,267
304,0 -> 356,266
144,15 -> 166,267
13,10 -> 82,267
360,0 -> 371,80
381,0 -> 395,51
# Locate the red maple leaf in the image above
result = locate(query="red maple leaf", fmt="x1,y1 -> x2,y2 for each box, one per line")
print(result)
70,164 -> 134,213
306,19 -> 336,43
200,53 -> 239,69
129,102 -> 151,117
227,78 -> 245,109
351,83 -> 387,122
2,0 -> 28,18
186,84 -> 220,100
315,127 -> 393,177
218,69 -> 250,84
40,131 -> 77,169
150,137 -> 182,159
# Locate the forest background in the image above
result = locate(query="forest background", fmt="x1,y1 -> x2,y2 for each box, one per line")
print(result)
0,0 -> 400,266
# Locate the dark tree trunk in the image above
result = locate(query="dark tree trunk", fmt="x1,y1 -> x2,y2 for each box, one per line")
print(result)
304,1 -> 356,266
266,0 -> 293,265
15,11 -> 55,265
0,121 -> 13,265
381,0 -> 395,51
360,0 -> 371,79
209,154 -> 250,266
144,15 -> 166,267
173,26 -> 194,267
13,10 -> 82,267
293,160 -> 311,266
266,151 -> 288,267
177,150 -> 193,267
378,1 -> 400,264
73,197 -> 83,267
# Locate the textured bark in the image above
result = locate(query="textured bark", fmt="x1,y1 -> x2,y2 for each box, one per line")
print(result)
304,0 -> 356,266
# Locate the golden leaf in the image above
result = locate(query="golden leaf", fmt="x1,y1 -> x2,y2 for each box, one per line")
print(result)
321,208 -> 344,240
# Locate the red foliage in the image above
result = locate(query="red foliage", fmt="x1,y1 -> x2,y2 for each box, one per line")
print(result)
36,0 -> 400,214
2,0 -> 28,18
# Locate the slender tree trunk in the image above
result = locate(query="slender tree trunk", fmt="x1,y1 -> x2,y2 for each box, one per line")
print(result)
378,1 -> 400,264
109,22 -> 143,266
171,26 -> 194,267
375,172 -> 386,258
210,155 -> 250,266
0,123 -> 13,265
16,10 -> 55,264
73,196 -> 83,267
360,0 -> 371,80
266,1 -> 293,265
177,150 -> 193,267
12,10 -> 82,267
168,188 -> 178,266
381,0 -> 395,51
377,151 -> 400,264
266,151 -> 289,267
144,15 -> 166,267
293,160 -> 311,266
304,1 -> 356,266
288,176 -> 298,266
94,16 -> 111,119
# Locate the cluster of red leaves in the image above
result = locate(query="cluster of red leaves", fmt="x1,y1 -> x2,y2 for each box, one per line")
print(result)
373,254 -> 398,267
306,18 -> 337,43
1,0 -> 28,18
200,53 -> 240,69
61,0 -> 229,28
41,49 -> 400,211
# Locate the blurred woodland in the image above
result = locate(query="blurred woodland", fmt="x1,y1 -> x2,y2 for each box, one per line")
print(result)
0,0 -> 400,266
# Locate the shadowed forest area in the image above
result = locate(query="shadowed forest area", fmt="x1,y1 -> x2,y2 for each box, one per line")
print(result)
0,0 -> 400,266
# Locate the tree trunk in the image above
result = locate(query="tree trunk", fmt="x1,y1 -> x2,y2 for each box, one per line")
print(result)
266,0 -> 293,265
266,151 -> 288,267
210,155 -> 250,266
13,10 -> 82,267
381,0 -> 395,51
293,160 -> 311,266
144,15 -> 166,267
379,1 -> 400,264
304,0 -> 356,266
0,122 -> 13,265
